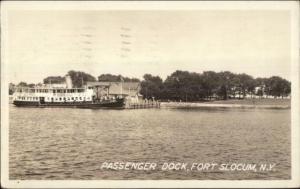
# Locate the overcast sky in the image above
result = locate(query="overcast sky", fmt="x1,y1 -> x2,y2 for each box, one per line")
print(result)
6,10 -> 291,84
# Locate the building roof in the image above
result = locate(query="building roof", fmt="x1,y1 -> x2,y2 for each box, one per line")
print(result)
86,81 -> 140,96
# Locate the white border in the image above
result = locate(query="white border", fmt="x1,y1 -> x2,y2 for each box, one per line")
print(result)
1,1 -> 299,188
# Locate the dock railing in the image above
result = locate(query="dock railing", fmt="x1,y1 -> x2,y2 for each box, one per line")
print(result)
126,99 -> 160,109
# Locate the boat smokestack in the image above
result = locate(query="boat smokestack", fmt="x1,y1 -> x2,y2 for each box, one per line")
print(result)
65,75 -> 73,89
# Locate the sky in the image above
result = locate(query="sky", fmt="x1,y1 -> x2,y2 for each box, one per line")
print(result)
6,10 -> 291,84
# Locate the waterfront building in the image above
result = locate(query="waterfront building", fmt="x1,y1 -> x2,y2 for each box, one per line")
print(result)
86,81 -> 142,103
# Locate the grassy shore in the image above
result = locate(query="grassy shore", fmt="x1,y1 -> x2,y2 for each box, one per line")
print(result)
203,98 -> 291,106
161,98 -> 291,109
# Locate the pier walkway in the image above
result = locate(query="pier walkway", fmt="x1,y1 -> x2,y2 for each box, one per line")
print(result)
125,100 -> 160,109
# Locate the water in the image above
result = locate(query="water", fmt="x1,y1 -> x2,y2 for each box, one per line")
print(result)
9,105 -> 291,180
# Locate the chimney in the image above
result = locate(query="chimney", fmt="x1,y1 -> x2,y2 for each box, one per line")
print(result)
65,75 -> 73,89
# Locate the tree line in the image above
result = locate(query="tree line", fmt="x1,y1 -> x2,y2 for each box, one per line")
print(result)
140,70 -> 291,101
10,70 -> 290,101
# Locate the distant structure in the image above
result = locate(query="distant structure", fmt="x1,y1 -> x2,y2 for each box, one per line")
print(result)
86,81 -> 142,103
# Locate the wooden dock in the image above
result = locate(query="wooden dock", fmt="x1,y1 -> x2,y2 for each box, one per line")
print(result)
126,100 -> 160,109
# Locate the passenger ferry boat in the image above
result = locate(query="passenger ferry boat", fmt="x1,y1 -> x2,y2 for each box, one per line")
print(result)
12,86 -> 125,109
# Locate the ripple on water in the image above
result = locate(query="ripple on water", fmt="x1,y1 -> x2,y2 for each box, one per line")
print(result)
9,106 -> 291,180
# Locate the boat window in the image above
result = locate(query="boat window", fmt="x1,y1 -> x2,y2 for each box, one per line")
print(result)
75,97 -> 78,100
51,98 -> 54,101
59,98 -> 62,101
79,97 -> 82,100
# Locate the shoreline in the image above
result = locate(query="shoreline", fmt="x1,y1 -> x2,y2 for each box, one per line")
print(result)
160,99 -> 291,109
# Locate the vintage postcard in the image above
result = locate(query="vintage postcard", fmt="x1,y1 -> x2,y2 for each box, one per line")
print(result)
1,1 -> 299,188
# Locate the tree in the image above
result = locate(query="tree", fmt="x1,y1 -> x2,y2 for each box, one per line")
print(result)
68,70 -> 96,88
28,83 -> 36,88
267,76 -> 291,98
216,71 -> 235,100
235,73 -> 255,98
98,74 -> 140,82
140,74 -> 164,99
98,74 -> 122,82
43,76 -> 65,84
9,83 -> 15,95
17,82 -> 28,87
201,71 -> 220,100
163,70 -> 203,101
163,70 -> 192,101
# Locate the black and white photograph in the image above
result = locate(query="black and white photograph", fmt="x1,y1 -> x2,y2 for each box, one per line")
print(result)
1,1 -> 299,188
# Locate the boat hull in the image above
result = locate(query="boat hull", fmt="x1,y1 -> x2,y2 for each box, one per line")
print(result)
13,99 -> 125,109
